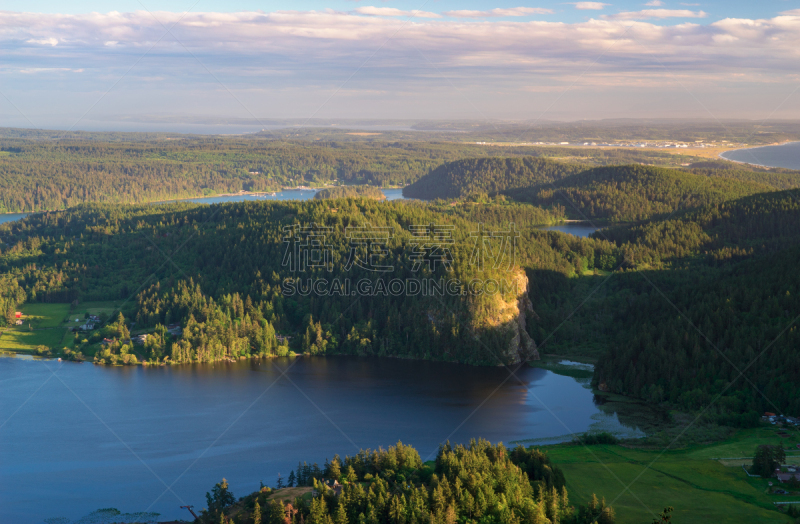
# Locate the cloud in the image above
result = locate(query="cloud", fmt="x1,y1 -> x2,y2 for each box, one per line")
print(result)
604,9 -> 708,20
2,9 -> 799,94
644,0 -> 663,6
25,37 -> 58,46
443,7 -> 553,18
780,9 -> 800,16
355,6 -> 440,18
573,2 -> 609,10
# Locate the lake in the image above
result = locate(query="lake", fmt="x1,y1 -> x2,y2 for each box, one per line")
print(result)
162,187 -> 406,205
537,223 -> 601,238
0,354 -> 641,523
0,213 -> 30,225
720,141 -> 800,170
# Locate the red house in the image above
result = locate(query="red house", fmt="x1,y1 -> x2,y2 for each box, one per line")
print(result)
15,312 -> 21,319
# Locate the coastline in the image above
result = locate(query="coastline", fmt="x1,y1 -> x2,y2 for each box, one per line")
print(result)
718,140 -> 800,168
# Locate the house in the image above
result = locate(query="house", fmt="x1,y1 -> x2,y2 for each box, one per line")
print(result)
774,466 -> 800,483
88,315 -> 101,323
15,319 -> 23,326
325,480 -> 343,497
14,312 -> 21,319
80,323 -> 95,331
167,324 -> 182,336
101,338 -> 115,347
133,334 -> 148,345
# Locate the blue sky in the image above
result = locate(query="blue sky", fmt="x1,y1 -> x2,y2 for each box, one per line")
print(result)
3,1 -> 791,21
1,1 -> 799,129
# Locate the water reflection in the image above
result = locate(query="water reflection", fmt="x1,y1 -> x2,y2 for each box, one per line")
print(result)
0,355 -> 641,522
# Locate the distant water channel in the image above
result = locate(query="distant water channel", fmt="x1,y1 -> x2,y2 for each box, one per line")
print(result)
720,141 -> 800,170
0,355 -> 642,522
0,212 -> 30,225
537,223 -> 601,238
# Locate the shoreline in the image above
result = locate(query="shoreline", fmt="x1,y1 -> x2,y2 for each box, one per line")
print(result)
0,186 -> 409,216
717,140 -> 800,168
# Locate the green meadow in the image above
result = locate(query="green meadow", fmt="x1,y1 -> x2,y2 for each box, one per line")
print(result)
545,427 -> 800,524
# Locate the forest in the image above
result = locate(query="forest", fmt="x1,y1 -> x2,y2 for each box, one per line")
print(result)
199,440 -> 615,524
3,139 -> 800,425
315,187 -> 387,200
0,132 -> 762,213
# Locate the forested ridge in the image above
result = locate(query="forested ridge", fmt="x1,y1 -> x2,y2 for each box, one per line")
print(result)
402,158 -> 585,200
512,165 -> 771,223
202,440 -> 615,524
0,199 -> 619,366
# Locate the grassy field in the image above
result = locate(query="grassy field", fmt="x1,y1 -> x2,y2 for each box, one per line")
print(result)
19,303 -> 71,328
0,303 -> 74,352
545,427 -> 800,524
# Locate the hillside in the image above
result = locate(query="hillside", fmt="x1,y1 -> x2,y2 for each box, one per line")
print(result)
601,189 -> 800,265
511,165 -> 771,223
0,199 -> 620,365
402,157 -> 584,200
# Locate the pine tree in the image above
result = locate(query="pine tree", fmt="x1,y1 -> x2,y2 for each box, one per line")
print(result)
288,470 -> 296,488
276,473 -> 284,489
253,501 -> 262,524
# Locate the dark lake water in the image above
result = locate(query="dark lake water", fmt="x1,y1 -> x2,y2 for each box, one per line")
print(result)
720,141 -> 800,170
537,223 -> 601,238
0,213 -> 30,225
0,355 -> 641,523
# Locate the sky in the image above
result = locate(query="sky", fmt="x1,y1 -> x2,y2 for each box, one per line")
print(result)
1,1 -> 800,130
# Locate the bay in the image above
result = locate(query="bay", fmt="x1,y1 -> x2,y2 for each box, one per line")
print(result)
720,141 -> 800,170
0,355 -> 641,522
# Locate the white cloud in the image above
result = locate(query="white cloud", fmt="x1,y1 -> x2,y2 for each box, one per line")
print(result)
25,37 -> 58,46
780,9 -> 800,16
604,9 -> 708,20
574,2 -> 609,10
645,1 -> 663,6
443,7 -> 553,18
355,7 -> 440,18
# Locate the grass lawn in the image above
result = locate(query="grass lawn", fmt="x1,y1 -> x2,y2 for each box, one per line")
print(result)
0,303 -> 73,352
545,427 -> 798,524
0,327 -> 66,351
267,487 -> 313,502
20,303 -> 71,328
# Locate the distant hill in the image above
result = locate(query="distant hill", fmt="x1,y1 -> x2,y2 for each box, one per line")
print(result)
510,165 -> 771,223
401,157 -> 584,200
314,186 -> 386,200
602,189 -> 800,264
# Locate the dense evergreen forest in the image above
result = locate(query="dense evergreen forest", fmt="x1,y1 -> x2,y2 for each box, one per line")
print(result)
315,186 -> 387,200
510,165 -> 771,222
202,440 -> 614,524
1,130 -> 766,213
402,158 -> 585,200
0,198 -> 616,366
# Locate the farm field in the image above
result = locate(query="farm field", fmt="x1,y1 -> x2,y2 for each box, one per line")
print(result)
0,303 -> 74,352
546,427 -> 800,524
